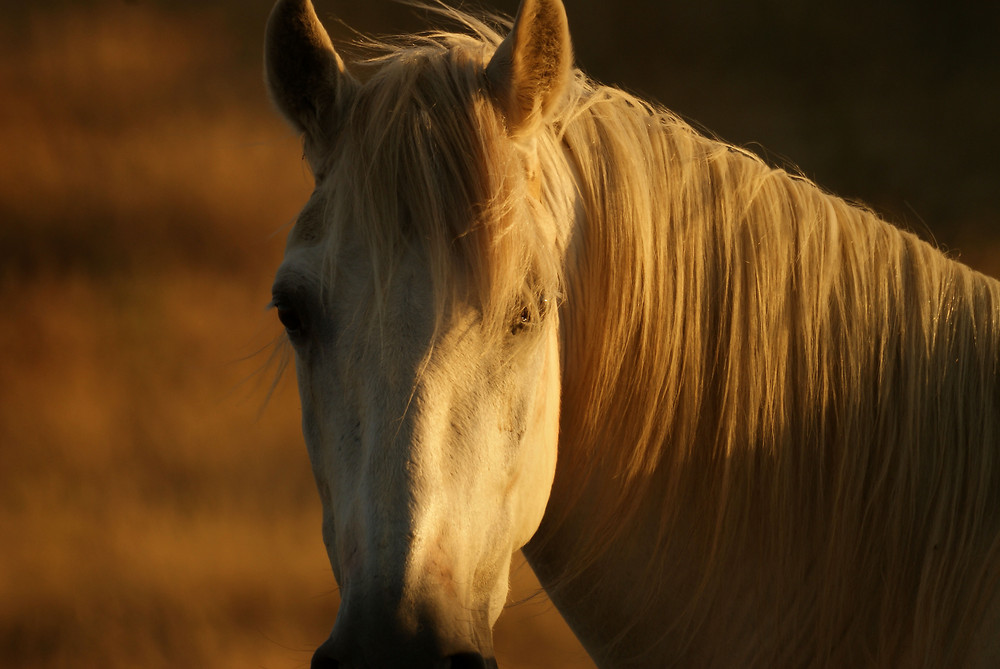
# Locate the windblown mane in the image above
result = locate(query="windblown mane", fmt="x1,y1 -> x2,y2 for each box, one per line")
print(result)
309,6 -> 1000,665
549,80 -> 1000,664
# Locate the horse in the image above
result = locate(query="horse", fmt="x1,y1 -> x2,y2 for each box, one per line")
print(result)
263,0 -> 1000,666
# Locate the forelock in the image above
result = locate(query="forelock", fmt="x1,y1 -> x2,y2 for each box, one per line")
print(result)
309,34 -> 564,338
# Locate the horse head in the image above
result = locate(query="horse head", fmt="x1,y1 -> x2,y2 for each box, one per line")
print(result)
264,1 -> 574,666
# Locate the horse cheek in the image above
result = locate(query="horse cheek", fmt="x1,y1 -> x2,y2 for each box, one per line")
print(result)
511,326 -> 561,549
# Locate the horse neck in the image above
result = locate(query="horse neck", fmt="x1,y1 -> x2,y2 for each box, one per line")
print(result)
526,87 -> 1000,667
527,99 -> 759,663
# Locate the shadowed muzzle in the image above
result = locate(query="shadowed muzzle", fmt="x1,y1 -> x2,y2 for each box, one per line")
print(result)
311,605 -> 498,668
312,646 -> 497,669
312,467 -> 502,669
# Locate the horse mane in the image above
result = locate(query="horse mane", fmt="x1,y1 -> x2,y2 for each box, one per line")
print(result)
548,60 -> 1000,667
311,6 -> 1000,664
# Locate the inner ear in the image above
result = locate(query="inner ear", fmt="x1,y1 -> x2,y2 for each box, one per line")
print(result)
485,0 -> 573,134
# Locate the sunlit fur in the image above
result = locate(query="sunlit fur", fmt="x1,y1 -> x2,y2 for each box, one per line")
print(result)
282,4 -> 1000,667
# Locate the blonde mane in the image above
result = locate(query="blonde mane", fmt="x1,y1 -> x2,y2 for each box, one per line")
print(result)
548,80 -> 1000,665
302,6 -> 1000,665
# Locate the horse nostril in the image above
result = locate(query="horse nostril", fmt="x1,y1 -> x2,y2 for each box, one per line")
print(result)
448,652 -> 493,669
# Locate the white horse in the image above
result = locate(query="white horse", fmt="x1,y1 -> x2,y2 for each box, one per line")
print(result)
264,0 -> 1000,666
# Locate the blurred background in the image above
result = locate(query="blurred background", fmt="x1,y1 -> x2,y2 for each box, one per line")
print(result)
1,1 -> 996,667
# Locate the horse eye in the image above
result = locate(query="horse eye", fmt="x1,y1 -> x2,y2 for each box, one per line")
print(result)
276,304 -> 304,337
509,306 -> 531,335
511,297 -> 551,335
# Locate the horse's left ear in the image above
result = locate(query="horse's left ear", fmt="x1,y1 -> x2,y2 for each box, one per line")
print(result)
264,0 -> 356,141
486,0 -> 573,135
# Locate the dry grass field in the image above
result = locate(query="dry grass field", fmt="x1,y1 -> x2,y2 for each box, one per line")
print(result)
1,1 -> 996,668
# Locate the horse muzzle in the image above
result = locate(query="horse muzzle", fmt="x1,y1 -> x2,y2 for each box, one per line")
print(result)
310,587 -> 498,669
311,635 -> 498,669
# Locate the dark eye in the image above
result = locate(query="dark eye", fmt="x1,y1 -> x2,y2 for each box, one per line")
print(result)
510,307 -> 530,335
510,296 -> 550,335
277,305 -> 302,333
273,301 -> 306,341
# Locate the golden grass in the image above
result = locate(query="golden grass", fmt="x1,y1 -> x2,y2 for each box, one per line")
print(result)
0,3 -> 592,667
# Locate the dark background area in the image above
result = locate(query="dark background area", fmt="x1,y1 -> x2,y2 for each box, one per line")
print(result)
1,1 -> 996,668
3,0 -> 997,272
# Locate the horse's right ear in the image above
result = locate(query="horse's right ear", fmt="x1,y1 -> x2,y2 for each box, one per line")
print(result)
486,0 -> 572,135
264,0 -> 355,139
